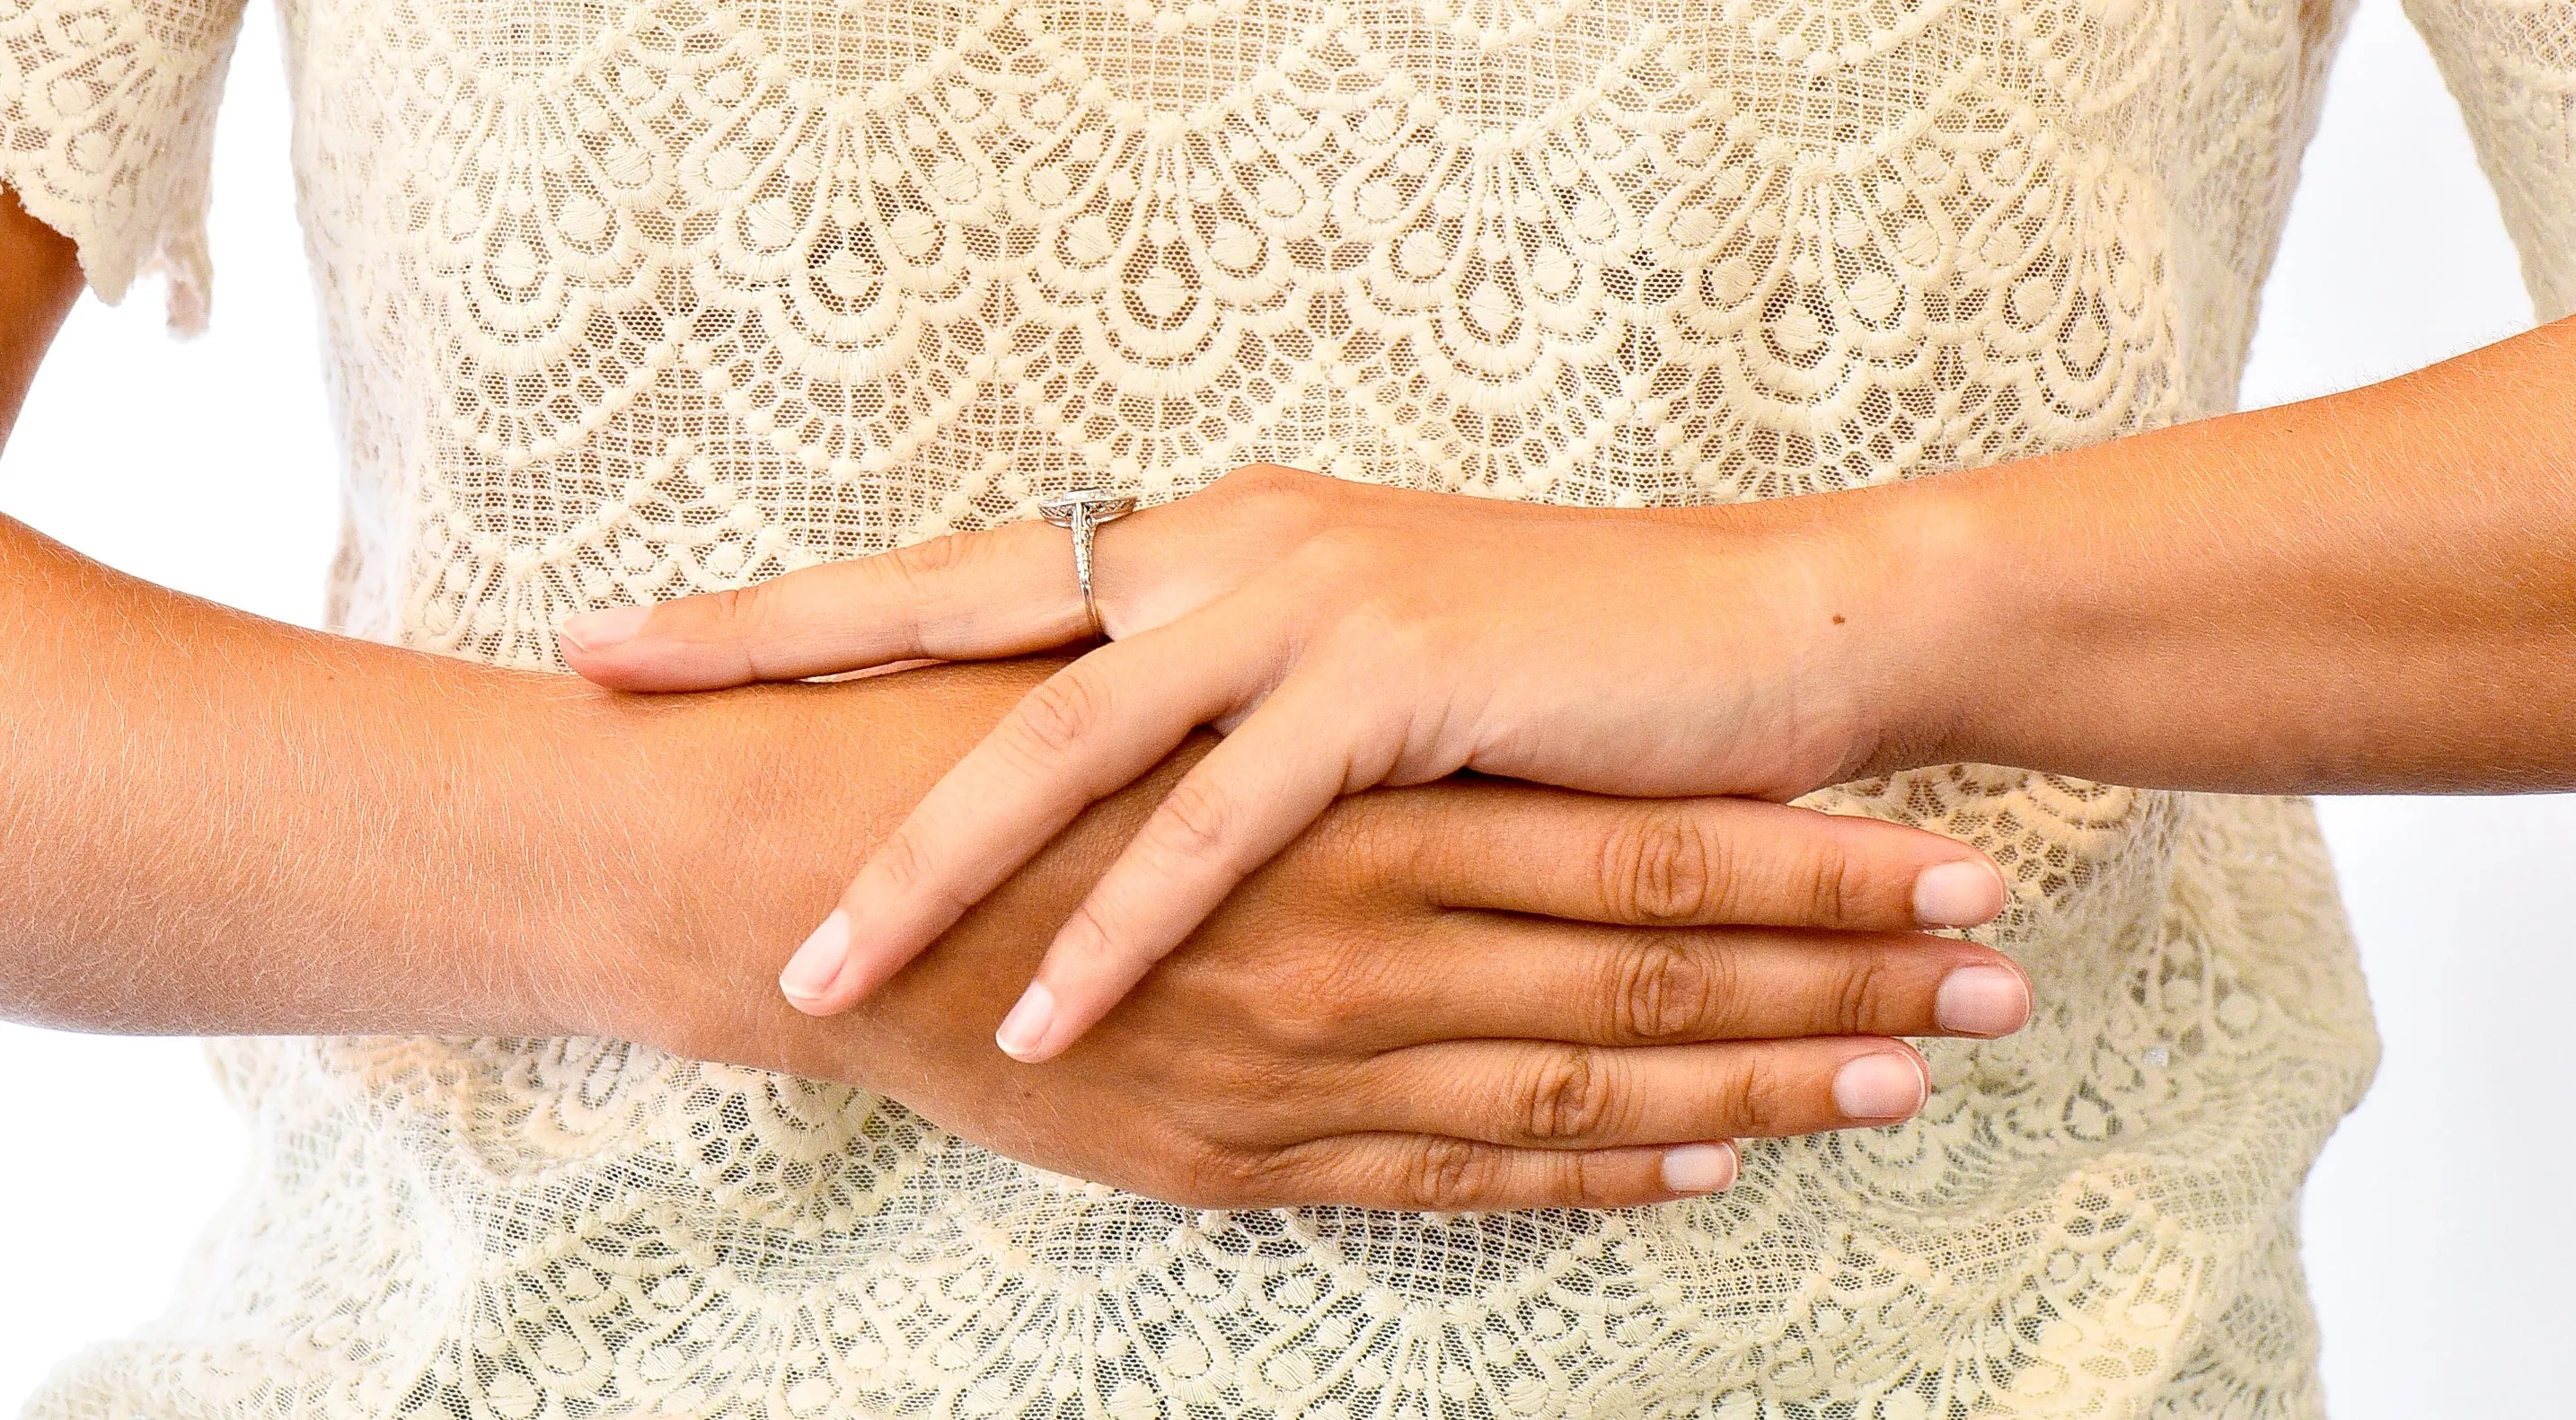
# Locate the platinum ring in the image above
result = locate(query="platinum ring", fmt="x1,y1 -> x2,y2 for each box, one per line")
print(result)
1037,487 -> 1137,638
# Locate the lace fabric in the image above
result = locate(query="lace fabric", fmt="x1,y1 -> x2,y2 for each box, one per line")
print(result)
0,0 -> 241,328
7,0 -> 2538,1411
2409,0 -> 2576,318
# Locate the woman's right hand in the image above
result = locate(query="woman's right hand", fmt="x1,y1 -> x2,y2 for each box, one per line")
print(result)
613,661 -> 2026,1211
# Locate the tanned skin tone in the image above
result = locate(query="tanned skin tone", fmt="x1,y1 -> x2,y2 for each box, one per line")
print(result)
0,184 -> 2049,1210
565,286 -> 2576,1063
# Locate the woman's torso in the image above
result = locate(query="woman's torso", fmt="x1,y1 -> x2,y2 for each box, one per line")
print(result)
31,0 -> 2380,1414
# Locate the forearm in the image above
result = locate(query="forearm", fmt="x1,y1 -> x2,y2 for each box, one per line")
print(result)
1,189 -> 576,1032
0,511 -> 631,1032
0,183 -> 1062,1042
1829,315 -> 2576,791
0,507 -> 1088,1040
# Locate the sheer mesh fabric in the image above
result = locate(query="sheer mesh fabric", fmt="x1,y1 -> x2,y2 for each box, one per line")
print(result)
17,0 -> 2563,1410
2410,0 -> 2576,317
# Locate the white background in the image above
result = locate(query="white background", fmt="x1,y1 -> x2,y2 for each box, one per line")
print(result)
3,0 -> 2571,1413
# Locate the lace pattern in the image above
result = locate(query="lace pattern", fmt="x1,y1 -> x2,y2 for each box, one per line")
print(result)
10,0 -> 2548,1411
0,0 -> 242,327
2409,0 -> 2576,316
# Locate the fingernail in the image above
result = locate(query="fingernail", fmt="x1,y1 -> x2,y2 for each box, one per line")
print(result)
1935,964 -> 2031,1037
559,604 -> 650,654
995,982 -> 1057,1062
1913,860 -> 2006,928
1832,1053 -> 1928,1122
1661,1142 -> 1738,1195
779,911 -> 851,1003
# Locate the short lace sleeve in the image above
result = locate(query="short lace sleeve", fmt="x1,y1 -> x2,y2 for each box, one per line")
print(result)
0,0 -> 245,331
2407,0 -> 2576,319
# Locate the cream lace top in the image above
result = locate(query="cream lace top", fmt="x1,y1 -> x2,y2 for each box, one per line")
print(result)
9,0 -> 2574,1412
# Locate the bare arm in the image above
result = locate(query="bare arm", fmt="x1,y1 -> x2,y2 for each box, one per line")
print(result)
0,188 -> 600,1034
0,188 -> 1067,1038
0,188 -> 82,437
1855,317 -> 2576,792
0,184 -> 2035,1208
548,318 -> 2576,1045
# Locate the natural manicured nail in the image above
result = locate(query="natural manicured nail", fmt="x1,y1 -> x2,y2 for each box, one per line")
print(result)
779,911 -> 851,1004
1935,964 -> 2031,1036
559,604 -> 651,654
1832,1053 -> 1928,1121
995,982 -> 1057,1061
1662,1142 -> 1738,1195
1913,859 -> 2007,928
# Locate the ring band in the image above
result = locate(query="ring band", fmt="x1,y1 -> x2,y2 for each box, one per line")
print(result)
1037,487 -> 1137,638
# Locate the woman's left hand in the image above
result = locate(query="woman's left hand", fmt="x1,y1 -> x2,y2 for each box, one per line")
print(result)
561,463 -> 1945,1061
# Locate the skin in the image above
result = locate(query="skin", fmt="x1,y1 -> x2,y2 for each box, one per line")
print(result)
566,321 -> 2576,1061
0,183 -> 2032,1209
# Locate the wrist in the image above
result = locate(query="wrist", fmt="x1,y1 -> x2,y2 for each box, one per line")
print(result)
540,680 -> 853,1057
1747,470 -> 2018,783
552,660 -> 1076,1072
486,681 -> 698,1044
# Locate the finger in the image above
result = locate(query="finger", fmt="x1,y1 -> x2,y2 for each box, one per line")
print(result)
1334,915 -> 2032,1050
558,520 -> 1087,691
1398,789 -> 2008,931
1337,1036 -> 1929,1151
778,619 -> 1275,1016
1231,1133 -> 1740,1211
995,676 -> 1389,1062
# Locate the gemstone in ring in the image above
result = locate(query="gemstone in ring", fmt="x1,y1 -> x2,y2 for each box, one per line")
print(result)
1037,487 -> 1137,638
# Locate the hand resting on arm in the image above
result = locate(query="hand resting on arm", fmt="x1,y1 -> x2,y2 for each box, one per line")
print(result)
0,184 -> 2025,1208
574,317 -> 2576,1060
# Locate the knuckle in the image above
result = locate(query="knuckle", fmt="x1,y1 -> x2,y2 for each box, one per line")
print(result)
1292,524 -> 1398,586
1722,1052 -> 1789,1137
869,535 -> 972,623
1149,777 -> 1237,863
1554,1151 -> 1620,1209
1407,1136 -> 1493,1210
1215,463 -> 1337,533
701,584 -> 759,633
1600,804 -> 1725,924
1162,910 -> 1362,1047
1699,946 -> 1752,1036
868,829 -> 975,919
1304,793 -> 1412,897
890,531 -> 972,582
1170,1142 -> 1275,1209
1518,1045 -> 1618,1143
1798,837 -> 1867,926
1220,462 -> 1307,493
1051,901 -> 1128,975
1831,953 -> 1899,1035
1245,944 -> 1391,1055
1012,670 -> 1107,761
1608,936 -> 1717,1043
869,828 -> 933,895
684,586 -> 775,680
1216,1054 -> 1315,1120
1244,999 -> 1337,1058
866,542 -> 966,648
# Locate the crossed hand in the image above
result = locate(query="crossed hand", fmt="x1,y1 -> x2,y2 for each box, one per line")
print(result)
563,465 -> 2028,1204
